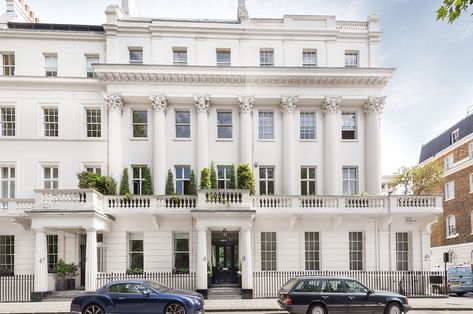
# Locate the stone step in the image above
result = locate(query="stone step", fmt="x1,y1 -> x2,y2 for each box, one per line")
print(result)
207,294 -> 242,299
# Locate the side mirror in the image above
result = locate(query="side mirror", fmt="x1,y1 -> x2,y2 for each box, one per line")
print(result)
367,289 -> 374,295
141,290 -> 151,297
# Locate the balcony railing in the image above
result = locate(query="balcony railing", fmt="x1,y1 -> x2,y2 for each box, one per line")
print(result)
0,189 -> 442,216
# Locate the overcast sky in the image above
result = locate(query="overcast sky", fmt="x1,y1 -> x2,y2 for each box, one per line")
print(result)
2,0 -> 472,174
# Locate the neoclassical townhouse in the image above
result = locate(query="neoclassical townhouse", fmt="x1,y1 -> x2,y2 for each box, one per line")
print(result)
0,0 -> 441,299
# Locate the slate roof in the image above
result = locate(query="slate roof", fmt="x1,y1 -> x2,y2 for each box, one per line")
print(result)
419,113 -> 473,163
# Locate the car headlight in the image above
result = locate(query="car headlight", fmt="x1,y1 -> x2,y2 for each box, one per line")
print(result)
192,298 -> 201,305
404,297 -> 409,304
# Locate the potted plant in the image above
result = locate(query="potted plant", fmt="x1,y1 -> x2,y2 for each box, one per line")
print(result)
54,259 -> 78,291
207,261 -> 212,288
0,266 -> 13,277
126,268 -> 144,275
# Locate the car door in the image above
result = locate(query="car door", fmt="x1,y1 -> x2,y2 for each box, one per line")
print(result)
109,283 -> 159,314
344,280 -> 380,313
290,279 -> 325,313
321,279 -> 348,313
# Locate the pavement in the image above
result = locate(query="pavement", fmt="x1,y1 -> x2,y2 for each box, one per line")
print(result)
0,296 -> 473,313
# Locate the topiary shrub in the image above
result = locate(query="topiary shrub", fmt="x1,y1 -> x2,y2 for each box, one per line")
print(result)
126,268 -> 144,275
210,162 -> 217,189
142,167 -> 153,195
200,167 -> 211,189
188,170 -> 197,195
237,163 -> 256,195
77,171 -> 117,195
119,168 -> 131,195
165,169 -> 174,195
228,164 -> 236,189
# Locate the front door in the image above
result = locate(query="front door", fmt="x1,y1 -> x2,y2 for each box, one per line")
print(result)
79,234 -> 86,287
211,230 -> 239,285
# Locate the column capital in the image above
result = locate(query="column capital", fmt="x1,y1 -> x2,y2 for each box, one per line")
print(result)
364,96 -> 386,114
280,95 -> 298,114
196,225 -> 208,232
86,228 -> 97,233
194,95 -> 211,113
322,96 -> 342,114
238,95 -> 255,113
104,93 -> 123,114
150,95 -> 168,114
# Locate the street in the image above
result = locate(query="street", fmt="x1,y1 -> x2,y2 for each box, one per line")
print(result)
209,312 -> 473,314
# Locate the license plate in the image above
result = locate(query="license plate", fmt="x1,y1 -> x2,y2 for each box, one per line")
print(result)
451,281 -> 461,286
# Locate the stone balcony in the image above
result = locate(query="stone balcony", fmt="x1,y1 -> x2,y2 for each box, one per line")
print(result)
0,189 -> 443,217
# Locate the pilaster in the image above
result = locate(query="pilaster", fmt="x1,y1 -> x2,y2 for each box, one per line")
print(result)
33,229 -> 48,292
104,93 -> 124,182
322,96 -> 342,195
238,95 -> 254,166
196,226 -> 208,298
85,229 -> 97,291
241,226 -> 253,298
150,95 -> 168,195
194,95 -> 210,183
281,95 -> 298,195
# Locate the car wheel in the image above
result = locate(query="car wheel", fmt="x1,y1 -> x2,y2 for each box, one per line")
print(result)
456,292 -> 466,296
384,302 -> 402,314
165,303 -> 186,314
83,304 -> 104,314
308,303 -> 326,314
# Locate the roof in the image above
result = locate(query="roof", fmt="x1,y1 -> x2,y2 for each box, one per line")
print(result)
297,276 -> 358,281
419,113 -> 473,163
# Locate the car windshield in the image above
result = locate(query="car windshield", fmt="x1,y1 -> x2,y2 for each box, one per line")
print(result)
281,278 -> 299,291
146,281 -> 170,292
448,267 -> 471,276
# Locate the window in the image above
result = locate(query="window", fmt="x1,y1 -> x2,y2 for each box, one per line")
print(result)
301,167 -> 316,196
44,54 -> 57,76
469,174 -> 473,193
2,53 -> 15,76
326,280 -> 345,293
258,111 -> 274,140
300,112 -> 316,140
132,166 -> 147,195
471,211 -> 473,234
216,49 -> 231,66
85,55 -> 99,78
0,107 -> 15,136
175,166 -> 191,195
349,232 -> 363,270
1,166 -> 15,198
345,280 -> 369,293
173,48 -> 187,65
342,167 -> 358,196
129,48 -> 143,64
217,111 -> 232,139
217,166 -> 231,189
342,112 -> 357,140
305,232 -> 320,270
261,232 -> 276,271
445,181 -> 455,200
0,235 -> 14,272
294,279 -> 326,293
259,166 -> 275,195
446,215 -> 457,237
86,109 -> 101,138
132,110 -> 148,138
47,234 -> 58,272
302,50 -> 317,67
396,232 -> 409,271
444,155 -> 454,170
469,143 -> 473,159
128,233 -> 144,270
108,283 -> 148,294
173,233 -> 189,273
43,166 -> 59,189
260,49 -> 274,67
175,111 -> 190,138
43,108 -> 58,137
451,129 -> 459,145
345,51 -> 359,67
85,166 -> 101,175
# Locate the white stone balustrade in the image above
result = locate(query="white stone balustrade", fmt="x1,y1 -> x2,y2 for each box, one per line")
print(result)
32,189 -> 103,212
0,198 -> 34,216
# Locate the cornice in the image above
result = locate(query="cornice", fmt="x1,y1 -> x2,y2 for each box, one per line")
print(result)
0,29 -> 105,41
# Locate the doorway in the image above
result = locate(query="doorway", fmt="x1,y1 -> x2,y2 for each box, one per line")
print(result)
211,230 -> 239,285
79,234 -> 86,287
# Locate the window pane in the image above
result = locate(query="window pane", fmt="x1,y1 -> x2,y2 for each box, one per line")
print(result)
175,112 -> 190,124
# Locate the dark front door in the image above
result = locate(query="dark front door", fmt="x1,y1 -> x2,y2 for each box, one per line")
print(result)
213,243 -> 237,284
79,235 -> 86,287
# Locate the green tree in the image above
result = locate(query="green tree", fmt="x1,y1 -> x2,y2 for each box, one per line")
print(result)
389,162 -> 444,195
437,0 -> 472,23
165,169 -> 175,195
99,176 -> 117,195
188,170 -> 197,195
389,166 -> 413,195
76,171 -> 117,195
119,168 -> 131,195
142,167 -> 153,195
200,167 -> 211,189
77,171 -> 100,189
210,162 -> 218,189
228,164 -> 236,189
237,163 -> 256,195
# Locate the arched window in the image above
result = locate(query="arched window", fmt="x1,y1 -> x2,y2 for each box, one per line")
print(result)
446,215 -> 456,237
449,251 -> 457,264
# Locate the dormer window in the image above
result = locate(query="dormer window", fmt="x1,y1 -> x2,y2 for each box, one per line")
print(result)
260,49 -> 274,67
345,51 -> 359,67
173,47 -> 187,65
451,129 -> 459,145
129,48 -> 143,64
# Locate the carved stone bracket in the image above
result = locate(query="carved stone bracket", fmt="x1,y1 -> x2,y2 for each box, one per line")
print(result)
238,95 -> 255,113
194,95 -> 211,113
150,95 -> 168,114
104,93 -> 123,114
364,96 -> 386,114
322,96 -> 342,114
280,95 -> 298,114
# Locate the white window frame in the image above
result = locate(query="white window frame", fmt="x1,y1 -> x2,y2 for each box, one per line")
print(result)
217,165 -> 231,189
304,232 -> 320,270
175,165 -> 191,195
471,211 -> 473,235
128,233 -> 144,270
84,164 -> 102,175
341,112 -> 357,140
173,47 -> 188,65
446,215 -> 457,238
42,165 -> 59,189
349,231 -> 364,270
301,166 -> 317,196
175,110 -> 191,139
302,49 -> 317,67
216,111 -> 233,139
1,165 -> 16,198
259,49 -> 274,67
445,181 -> 455,201
258,111 -> 274,140
173,232 -> 190,272
395,232 -> 409,271
216,49 -> 231,67
300,111 -> 316,140
451,129 -> 459,145
47,234 -> 58,273
470,173 -> 473,193
85,108 -> 102,138
469,143 -> 473,159
44,54 -> 58,77
261,231 -> 276,271
259,166 -> 275,195
42,107 -> 59,137
132,109 -> 148,138
444,155 -> 454,170
0,106 -> 15,137
131,165 -> 146,195
1,52 -> 15,76
128,47 -> 143,64
345,50 -> 359,67
85,54 -> 99,78
0,235 -> 14,272
343,166 -> 358,196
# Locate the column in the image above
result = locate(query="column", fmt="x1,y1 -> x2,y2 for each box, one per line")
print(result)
322,96 -> 342,195
281,95 -> 298,195
421,231 -> 432,271
194,95 -> 210,183
363,96 -> 386,196
150,95 -> 168,195
104,93 -> 124,182
241,227 -> 253,298
33,229 -> 48,292
196,227 -> 208,296
85,229 -> 98,291
378,231 -> 391,270
238,95 -> 254,166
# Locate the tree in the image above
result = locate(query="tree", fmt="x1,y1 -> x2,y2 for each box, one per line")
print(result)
389,166 -> 413,195
142,167 -> 153,195
188,170 -> 197,195
389,162 -> 444,195
200,167 -> 211,189
76,171 -> 117,195
210,162 -> 218,189
119,168 -> 131,195
165,169 -> 174,195
437,0 -> 473,23
228,164 -> 236,189
237,163 -> 256,195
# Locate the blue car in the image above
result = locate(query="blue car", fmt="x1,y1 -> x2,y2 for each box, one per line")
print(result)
70,279 -> 204,314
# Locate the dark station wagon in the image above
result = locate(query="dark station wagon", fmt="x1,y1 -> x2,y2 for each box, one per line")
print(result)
277,276 -> 411,314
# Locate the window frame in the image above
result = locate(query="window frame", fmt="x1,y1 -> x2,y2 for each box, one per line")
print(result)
301,166 -> 317,196
302,49 -> 317,67
85,54 -> 99,78
173,47 -> 188,65
446,215 -> 457,238
395,232 -> 409,271
304,232 -> 320,270
469,143 -> 473,159
261,232 -> 277,271
344,50 -> 359,67
259,166 -> 275,195
43,107 -> 59,137
258,111 -> 274,140
216,49 -> 231,67
175,110 -> 191,139
0,235 -> 14,272
173,232 -> 190,272
451,129 -> 459,145
43,165 -> 59,189
44,53 -> 58,77
131,165 -> 147,195
85,108 -> 102,138
445,181 -> 455,201
349,231 -> 364,271
342,166 -> 358,196
128,233 -> 144,270
0,106 -> 16,137
217,165 -> 231,189
300,111 -> 316,140
131,109 -> 148,138
216,110 -> 233,139
259,49 -> 274,67
1,52 -> 15,76
175,165 -> 191,195
0,165 -> 16,198
47,234 -> 58,273
85,165 -> 102,175
128,47 -> 143,64
341,112 -> 357,140
444,155 -> 454,170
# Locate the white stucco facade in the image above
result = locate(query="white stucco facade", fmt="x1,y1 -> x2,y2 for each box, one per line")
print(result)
0,0 -> 442,297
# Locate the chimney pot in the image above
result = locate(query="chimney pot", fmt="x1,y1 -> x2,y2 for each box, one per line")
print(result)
35,18 -> 40,23
30,11 -> 35,18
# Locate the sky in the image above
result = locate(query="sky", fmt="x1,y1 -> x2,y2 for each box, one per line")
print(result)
1,0 -> 472,174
